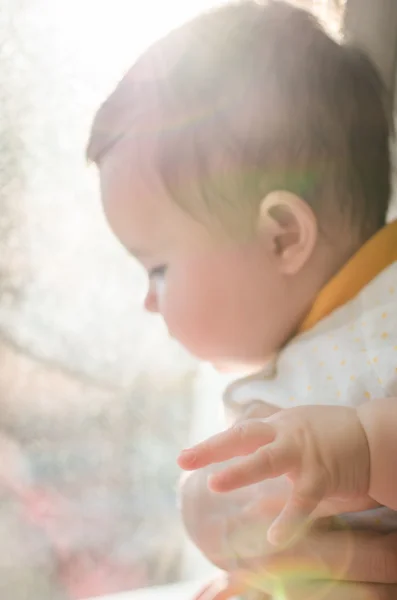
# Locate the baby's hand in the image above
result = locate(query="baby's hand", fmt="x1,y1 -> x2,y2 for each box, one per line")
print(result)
178,406 -> 370,546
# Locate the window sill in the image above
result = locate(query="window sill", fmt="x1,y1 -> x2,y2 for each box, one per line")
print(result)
89,580 -> 207,600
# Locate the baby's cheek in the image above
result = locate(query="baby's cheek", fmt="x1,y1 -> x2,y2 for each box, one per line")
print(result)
162,276 -> 223,357
163,297 -> 204,348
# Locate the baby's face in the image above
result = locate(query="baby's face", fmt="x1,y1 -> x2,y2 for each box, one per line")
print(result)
99,141 -> 297,371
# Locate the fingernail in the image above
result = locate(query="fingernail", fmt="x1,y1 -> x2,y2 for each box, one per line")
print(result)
184,448 -> 198,456
267,526 -> 283,547
267,521 -> 296,548
178,449 -> 197,465
207,474 -> 222,492
267,520 -> 307,549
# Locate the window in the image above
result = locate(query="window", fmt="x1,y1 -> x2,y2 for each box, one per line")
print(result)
0,2 -> 347,599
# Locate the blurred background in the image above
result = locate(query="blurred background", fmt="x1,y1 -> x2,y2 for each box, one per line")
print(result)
0,1 -> 373,599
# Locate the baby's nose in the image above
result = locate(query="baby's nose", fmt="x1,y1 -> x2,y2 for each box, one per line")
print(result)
144,288 -> 159,313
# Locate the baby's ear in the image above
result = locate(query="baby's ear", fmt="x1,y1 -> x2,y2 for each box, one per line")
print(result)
258,190 -> 318,275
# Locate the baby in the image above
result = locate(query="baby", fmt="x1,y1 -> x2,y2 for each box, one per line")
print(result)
86,0 -> 397,597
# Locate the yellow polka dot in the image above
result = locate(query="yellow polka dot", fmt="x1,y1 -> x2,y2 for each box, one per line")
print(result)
333,345 -> 339,351
327,375 -> 333,381
289,396 -> 295,402
350,375 -> 356,381
373,357 -> 378,364
340,360 -> 346,366
382,312 -> 388,319
319,361 -> 325,367
307,385 -> 312,392
364,392 -> 371,399
390,286 -> 395,294
394,346 -> 397,351
378,378 -> 383,385
374,518 -> 382,526
381,332 -> 389,340
367,359 -> 371,365
337,391 -> 341,398
354,337 -> 362,343
313,346 -> 318,353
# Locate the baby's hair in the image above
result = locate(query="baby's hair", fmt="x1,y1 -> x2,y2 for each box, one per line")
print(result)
87,0 -> 391,240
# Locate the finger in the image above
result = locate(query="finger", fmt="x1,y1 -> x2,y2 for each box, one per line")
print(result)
178,420 -> 276,470
208,441 -> 295,492
265,530 -> 397,584
192,582 -> 215,600
193,575 -> 246,600
267,476 -> 324,546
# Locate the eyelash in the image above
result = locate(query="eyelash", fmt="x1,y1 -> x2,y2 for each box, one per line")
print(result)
149,265 -> 167,279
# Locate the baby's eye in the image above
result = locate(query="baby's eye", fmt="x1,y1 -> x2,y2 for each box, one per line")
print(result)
149,265 -> 167,280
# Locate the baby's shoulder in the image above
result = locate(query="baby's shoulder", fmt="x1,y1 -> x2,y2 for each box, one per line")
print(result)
225,263 -> 397,413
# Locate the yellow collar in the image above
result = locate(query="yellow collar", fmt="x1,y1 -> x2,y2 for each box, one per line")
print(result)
298,220 -> 397,334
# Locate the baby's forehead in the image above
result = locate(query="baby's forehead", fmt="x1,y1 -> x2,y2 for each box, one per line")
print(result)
99,138 -> 209,249
101,137 -> 162,204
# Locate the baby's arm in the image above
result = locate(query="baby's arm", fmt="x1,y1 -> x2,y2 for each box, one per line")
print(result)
357,397 -> 397,510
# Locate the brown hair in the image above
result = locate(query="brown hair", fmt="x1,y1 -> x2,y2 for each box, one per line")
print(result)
87,0 -> 391,239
